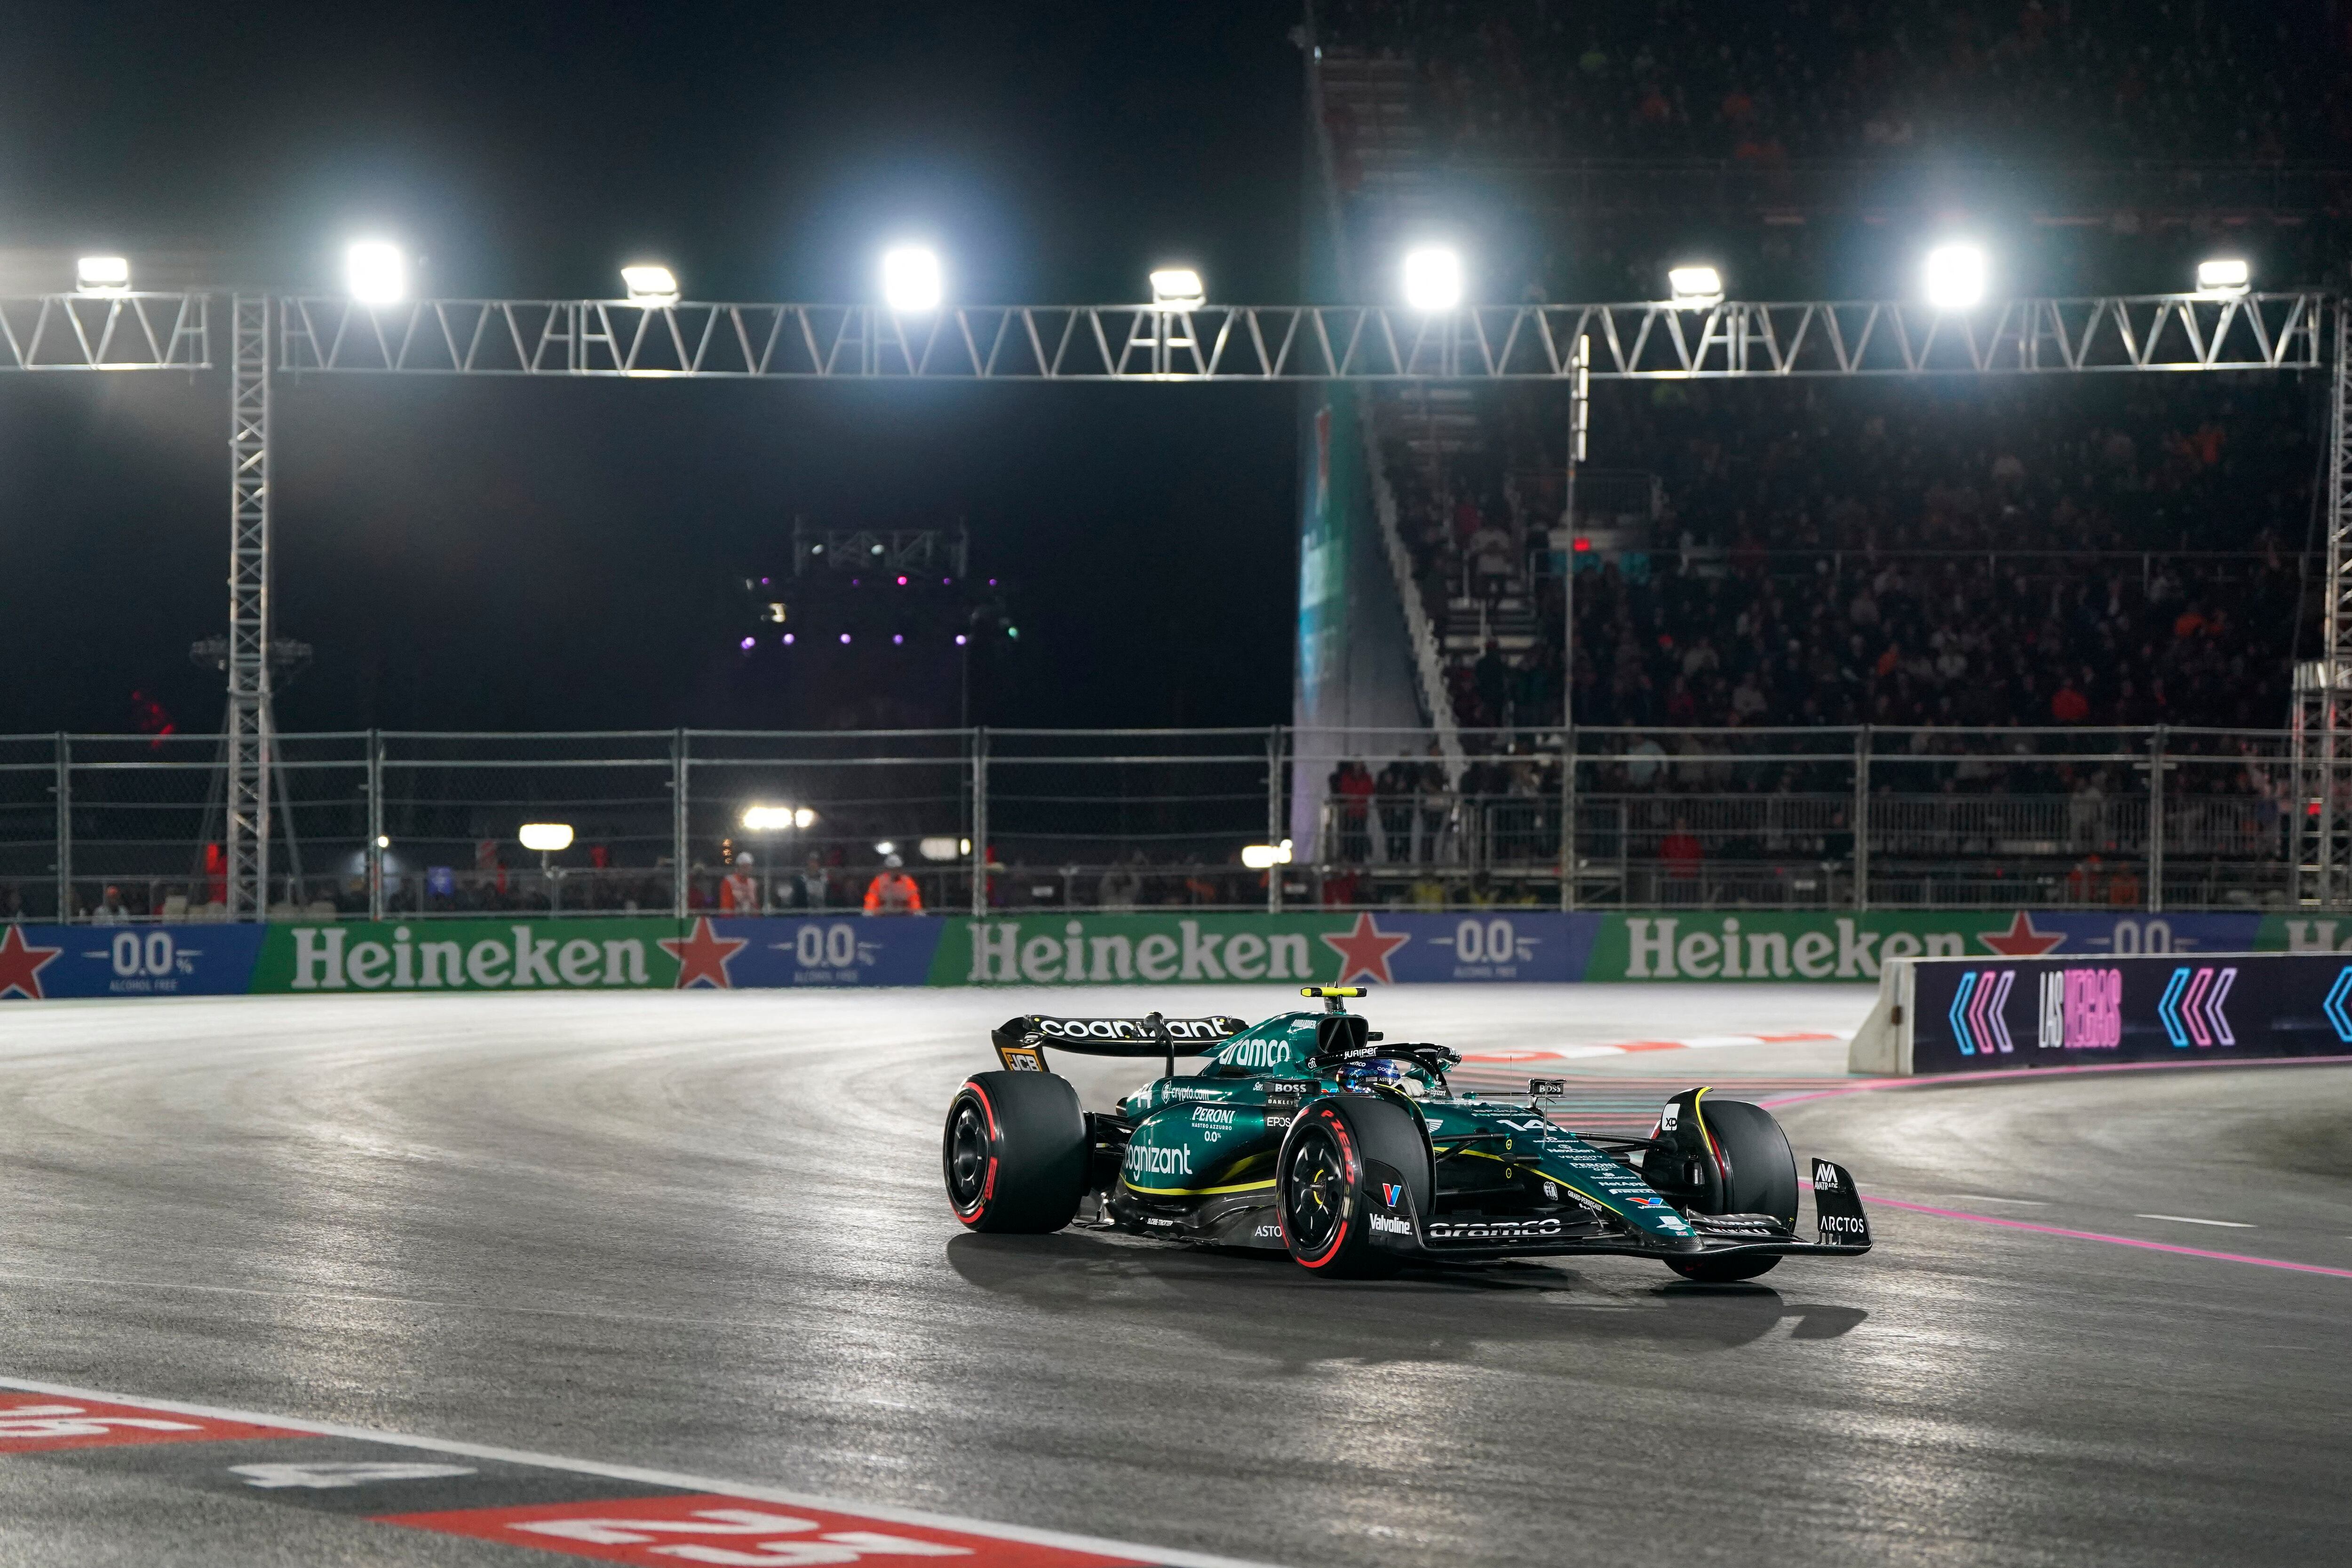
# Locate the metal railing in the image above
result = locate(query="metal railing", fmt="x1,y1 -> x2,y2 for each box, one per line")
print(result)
0,724 -> 2315,920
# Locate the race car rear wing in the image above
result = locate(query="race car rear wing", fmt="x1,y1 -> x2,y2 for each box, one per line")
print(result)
992,1013 -> 1248,1074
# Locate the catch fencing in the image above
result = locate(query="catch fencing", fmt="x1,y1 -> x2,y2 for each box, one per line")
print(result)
0,723 -> 2312,922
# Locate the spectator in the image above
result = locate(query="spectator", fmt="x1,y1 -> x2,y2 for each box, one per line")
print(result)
863,855 -> 924,915
1375,755 -> 1418,861
1660,817 -> 1703,897
1096,852 -> 1145,911
1330,760 -> 1377,861
719,855 -> 758,913
1473,643 -> 1510,725
787,852 -> 831,911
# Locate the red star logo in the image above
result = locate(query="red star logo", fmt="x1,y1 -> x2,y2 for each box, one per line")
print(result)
1978,911 -> 2065,957
660,917 -> 748,989
0,925 -> 63,1001
1319,911 -> 1411,986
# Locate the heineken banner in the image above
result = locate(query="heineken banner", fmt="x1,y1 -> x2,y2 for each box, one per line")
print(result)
1,909 -> 2347,1001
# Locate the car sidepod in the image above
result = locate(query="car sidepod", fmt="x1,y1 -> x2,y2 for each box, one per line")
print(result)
1105,1098 -> 1288,1246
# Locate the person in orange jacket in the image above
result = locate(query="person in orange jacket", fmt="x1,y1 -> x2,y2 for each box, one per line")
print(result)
863,854 -> 924,914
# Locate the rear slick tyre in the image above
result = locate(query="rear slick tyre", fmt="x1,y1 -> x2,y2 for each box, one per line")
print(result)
943,1072 -> 1087,1234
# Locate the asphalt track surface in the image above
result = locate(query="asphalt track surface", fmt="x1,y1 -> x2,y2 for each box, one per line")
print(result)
1,986 -> 2347,1567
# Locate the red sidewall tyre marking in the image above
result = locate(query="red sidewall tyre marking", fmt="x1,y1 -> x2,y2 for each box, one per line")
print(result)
952,1083 -> 1000,1227
1287,1111 -> 1359,1270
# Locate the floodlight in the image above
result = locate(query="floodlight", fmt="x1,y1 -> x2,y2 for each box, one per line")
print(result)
874,840 -> 898,856
2195,258 -> 2250,296
621,264 -> 680,305
742,805 -> 805,831
794,807 -> 817,829
75,255 -> 130,294
1667,265 -> 1723,306
374,835 -> 390,849
1241,840 -> 1295,871
1402,246 -> 1463,311
1923,243 -> 1987,311
881,246 -> 943,311
518,823 -> 574,852
918,836 -> 962,862
346,241 -> 406,305
1149,267 -> 1205,309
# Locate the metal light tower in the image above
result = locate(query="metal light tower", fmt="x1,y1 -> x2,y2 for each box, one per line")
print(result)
2294,305 -> 2352,904
225,296 -> 274,918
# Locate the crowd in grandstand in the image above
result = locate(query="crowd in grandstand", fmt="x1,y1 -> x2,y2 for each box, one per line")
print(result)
1322,0 -> 2348,166
1391,373 -> 2317,743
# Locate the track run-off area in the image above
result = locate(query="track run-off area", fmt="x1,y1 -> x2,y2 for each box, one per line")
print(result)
0,985 -> 2345,1567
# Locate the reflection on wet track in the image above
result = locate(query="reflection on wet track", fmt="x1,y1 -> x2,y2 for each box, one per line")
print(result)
0,987 -> 2344,1567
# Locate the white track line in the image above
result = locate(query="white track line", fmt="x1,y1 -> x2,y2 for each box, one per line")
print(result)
0,1375 -> 1283,1568
2135,1214 -> 2256,1228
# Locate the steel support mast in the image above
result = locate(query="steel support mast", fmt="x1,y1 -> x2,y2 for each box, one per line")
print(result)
226,297 -> 274,918
2295,305 -> 2352,904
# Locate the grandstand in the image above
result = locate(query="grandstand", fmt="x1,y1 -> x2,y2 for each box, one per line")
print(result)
1294,0 -> 2347,909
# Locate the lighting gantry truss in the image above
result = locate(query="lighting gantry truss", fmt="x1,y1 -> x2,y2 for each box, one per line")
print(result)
0,286 -> 2343,911
267,292 -> 2322,380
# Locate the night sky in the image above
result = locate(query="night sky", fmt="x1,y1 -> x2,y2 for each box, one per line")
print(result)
0,2 -> 1307,736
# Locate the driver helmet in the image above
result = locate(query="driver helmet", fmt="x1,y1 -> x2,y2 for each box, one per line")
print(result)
1337,1055 -> 1413,1095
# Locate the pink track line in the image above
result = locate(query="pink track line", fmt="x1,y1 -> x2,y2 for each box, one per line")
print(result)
1459,1030 -> 1841,1063
1867,1196 -> 2352,1280
1756,1051 -> 2352,1111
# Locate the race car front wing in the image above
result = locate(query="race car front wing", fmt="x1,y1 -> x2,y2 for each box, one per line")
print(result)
1377,1159 -> 1874,1264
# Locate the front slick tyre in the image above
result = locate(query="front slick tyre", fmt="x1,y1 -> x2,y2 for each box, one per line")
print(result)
1279,1101 -> 1406,1279
1662,1093 -> 1796,1284
943,1072 -> 1087,1235
1666,1252 -> 1780,1283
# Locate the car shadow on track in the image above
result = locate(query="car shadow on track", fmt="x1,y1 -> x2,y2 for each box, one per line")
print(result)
946,1232 -> 1866,1364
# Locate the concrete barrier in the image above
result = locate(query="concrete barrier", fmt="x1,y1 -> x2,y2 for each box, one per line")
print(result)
1850,951 -> 2352,1074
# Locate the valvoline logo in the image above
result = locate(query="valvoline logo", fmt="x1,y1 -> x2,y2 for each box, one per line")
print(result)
1380,1182 -> 1403,1207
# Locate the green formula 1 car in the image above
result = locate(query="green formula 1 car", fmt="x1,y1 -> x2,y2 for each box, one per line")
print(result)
943,986 -> 1871,1281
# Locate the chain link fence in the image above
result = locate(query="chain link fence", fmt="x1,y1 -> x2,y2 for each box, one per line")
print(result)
0,724 -> 2311,920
